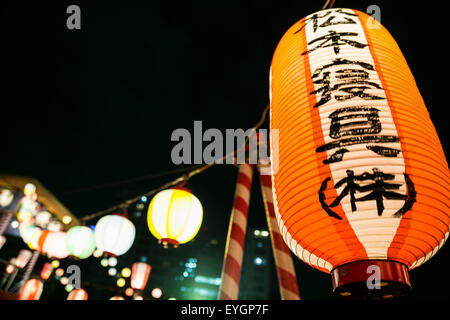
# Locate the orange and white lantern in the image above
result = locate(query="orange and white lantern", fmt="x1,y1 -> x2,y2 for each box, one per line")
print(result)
18,279 -> 44,300
110,296 -> 125,300
270,8 -> 449,298
67,288 -> 88,300
131,262 -> 151,291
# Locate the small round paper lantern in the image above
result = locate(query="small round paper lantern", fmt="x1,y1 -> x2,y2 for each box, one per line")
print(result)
108,256 -> 117,267
121,267 -> 131,278
0,188 -> 14,207
269,8 -> 450,298
40,262 -> 53,280
152,288 -> 162,299
65,284 -> 74,292
17,197 -> 39,222
47,220 -> 63,232
66,226 -> 96,259
133,295 -> 143,300
110,296 -> 125,300
94,214 -> 135,256
131,262 -> 151,290
35,211 -> 52,228
147,188 -> 203,247
18,279 -> 43,300
24,183 -> 36,197
116,278 -> 126,287
108,268 -> 117,276
44,232 -> 69,259
125,288 -> 134,296
6,259 -> 16,274
55,268 -> 64,277
51,260 -> 60,268
100,258 -> 109,267
60,277 -> 69,285
93,249 -> 103,258
67,288 -> 88,300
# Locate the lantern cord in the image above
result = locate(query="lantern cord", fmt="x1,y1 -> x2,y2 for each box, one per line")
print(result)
322,0 -> 336,9
78,103 -> 270,222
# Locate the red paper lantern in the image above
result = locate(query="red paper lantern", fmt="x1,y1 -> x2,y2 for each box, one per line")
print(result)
67,288 -> 88,300
131,262 -> 151,290
40,262 -> 53,280
18,279 -> 43,300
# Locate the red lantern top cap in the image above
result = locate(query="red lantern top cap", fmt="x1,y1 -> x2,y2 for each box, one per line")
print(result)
170,186 -> 191,193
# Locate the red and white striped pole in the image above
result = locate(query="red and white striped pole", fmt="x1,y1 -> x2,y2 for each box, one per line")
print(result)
258,162 -> 301,300
218,163 -> 253,300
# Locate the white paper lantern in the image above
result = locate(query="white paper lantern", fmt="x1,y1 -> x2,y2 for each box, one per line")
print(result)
95,214 -> 135,256
0,188 -> 14,207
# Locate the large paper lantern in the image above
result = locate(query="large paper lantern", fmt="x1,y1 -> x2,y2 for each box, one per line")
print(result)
131,262 -> 151,291
66,226 -> 96,259
43,231 -> 69,259
18,279 -> 43,300
67,288 -> 88,300
94,214 -> 135,256
147,188 -> 203,247
270,8 -> 449,298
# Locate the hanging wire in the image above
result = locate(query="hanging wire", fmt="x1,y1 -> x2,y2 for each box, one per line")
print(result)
322,0 -> 336,9
78,103 -> 270,222
56,164 -> 205,195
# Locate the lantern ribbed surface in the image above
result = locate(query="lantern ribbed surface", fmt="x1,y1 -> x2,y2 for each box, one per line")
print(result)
147,188 -> 203,245
94,214 -> 136,256
43,231 -> 69,259
18,279 -> 43,300
270,8 -> 450,274
131,262 -> 151,290
66,226 -> 96,259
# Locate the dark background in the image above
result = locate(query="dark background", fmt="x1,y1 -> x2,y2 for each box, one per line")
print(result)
1,0 -> 448,299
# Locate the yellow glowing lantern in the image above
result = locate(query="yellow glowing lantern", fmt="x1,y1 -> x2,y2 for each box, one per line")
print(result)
51,260 -> 60,268
116,278 -> 126,287
121,267 -> 131,278
147,187 -> 203,247
62,215 -> 72,225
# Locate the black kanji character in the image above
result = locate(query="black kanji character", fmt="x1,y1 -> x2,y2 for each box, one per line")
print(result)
302,30 -> 367,55
294,9 -> 357,34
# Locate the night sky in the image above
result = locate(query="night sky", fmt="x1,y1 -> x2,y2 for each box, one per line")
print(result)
2,0 -> 449,299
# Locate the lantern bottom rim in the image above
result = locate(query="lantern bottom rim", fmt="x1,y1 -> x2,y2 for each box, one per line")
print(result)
159,238 -> 179,248
331,260 -> 411,299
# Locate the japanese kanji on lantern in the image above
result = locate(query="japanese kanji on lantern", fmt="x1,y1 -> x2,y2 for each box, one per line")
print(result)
270,8 -> 450,298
